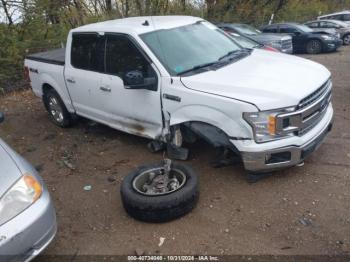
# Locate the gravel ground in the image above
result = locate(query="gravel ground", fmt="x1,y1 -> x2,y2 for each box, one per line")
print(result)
0,46 -> 349,259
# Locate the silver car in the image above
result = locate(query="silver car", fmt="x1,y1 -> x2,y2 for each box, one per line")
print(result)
305,20 -> 350,45
0,112 -> 56,261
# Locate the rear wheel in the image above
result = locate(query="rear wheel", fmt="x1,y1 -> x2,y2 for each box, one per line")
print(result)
343,34 -> 350,45
43,89 -> 72,128
306,39 -> 322,54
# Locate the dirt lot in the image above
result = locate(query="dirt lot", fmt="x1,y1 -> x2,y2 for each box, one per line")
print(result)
0,47 -> 350,258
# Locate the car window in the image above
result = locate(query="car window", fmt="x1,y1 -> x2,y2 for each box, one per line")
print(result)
263,26 -> 277,33
320,21 -> 335,28
279,26 -> 298,34
343,14 -> 350,21
71,33 -> 104,72
105,34 -> 156,80
306,22 -> 319,28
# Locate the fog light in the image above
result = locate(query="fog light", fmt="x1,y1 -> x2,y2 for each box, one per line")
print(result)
265,152 -> 291,164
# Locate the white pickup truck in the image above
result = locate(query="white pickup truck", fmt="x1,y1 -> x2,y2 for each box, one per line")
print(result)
24,16 -> 334,176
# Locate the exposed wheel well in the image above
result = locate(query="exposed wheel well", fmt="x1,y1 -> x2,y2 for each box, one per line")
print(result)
42,83 -> 54,96
178,121 -> 241,154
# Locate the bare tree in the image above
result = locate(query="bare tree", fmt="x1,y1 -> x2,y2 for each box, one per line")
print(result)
1,0 -> 14,25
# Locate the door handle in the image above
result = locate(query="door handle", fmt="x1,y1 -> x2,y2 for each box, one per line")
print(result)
100,86 -> 111,92
66,78 -> 75,84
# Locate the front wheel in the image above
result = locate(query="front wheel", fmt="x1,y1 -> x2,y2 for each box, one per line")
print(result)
43,89 -> 72,128
343,34 -> 350,45
120,161 -> 199,223
306,40 -> 322,54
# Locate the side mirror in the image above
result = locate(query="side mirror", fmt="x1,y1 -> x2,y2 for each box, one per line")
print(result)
293,31 -> 301,36
0,112 -> 4,124
123,70 -> 157,91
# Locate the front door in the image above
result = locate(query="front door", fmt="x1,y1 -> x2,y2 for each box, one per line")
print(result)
100,34 -> 163,139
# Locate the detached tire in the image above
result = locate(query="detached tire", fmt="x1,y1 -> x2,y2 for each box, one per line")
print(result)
43,89 -> 72,128
120,162 -> 199,223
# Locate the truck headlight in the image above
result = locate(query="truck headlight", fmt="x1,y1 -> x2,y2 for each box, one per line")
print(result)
0,174 -> 42,226
243,108 -> 295,143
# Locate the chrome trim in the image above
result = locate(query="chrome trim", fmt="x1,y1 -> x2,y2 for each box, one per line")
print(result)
275,81 -> 332,136
241,118 -> 333,172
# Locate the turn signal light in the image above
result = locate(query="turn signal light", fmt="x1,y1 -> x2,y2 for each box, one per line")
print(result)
268,115 -> 276,135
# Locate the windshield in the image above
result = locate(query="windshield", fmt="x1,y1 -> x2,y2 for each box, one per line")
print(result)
295,24 -> 314,33
140,22 -> 243,76
333,20 -> 349,27
233,24 -> 261,35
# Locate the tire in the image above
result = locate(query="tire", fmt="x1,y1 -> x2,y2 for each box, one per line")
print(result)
343,34 -> 350,45
120,162 -> 199,223
306,39 -> 322,54
43,89 -> 72,128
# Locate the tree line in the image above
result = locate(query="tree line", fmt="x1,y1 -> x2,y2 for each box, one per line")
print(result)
0,0 -> 349,91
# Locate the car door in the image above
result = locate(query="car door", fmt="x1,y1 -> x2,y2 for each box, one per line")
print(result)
99,34 -> 163,139
279,25 -> 305,51
65,33 -> 109,122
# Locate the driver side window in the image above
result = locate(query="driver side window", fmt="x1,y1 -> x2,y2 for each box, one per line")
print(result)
105,34 -> 156,80
280,26 -> 298,34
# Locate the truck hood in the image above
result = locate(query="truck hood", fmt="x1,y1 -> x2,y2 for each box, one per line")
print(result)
180,49 -> 331,110
0,140 -> 22,197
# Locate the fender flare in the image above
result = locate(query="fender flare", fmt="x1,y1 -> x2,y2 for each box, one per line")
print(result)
40,73 -> 75,113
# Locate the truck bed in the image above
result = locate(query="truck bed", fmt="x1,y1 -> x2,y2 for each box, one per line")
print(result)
26,48 -> 65,66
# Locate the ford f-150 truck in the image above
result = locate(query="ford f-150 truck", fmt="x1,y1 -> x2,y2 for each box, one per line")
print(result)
24,16 -> 334,176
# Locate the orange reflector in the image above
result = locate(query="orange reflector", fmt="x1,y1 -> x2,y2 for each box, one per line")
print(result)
268,115 -> 276,135
24,175 -> 42,201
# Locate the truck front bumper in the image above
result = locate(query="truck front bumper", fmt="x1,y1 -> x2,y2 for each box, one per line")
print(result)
239,105 -> 334,173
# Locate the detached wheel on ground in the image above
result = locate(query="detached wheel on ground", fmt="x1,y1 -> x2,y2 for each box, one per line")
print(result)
120,160 -> 199,223
306,39 -> 323,54
43,89 -> 72,128
343,34 -> 350,45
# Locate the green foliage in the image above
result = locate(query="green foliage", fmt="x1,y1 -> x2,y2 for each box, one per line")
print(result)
0,0 -> 349,90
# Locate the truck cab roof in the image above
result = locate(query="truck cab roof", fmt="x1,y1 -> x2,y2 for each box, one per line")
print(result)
71,16 -> 203,35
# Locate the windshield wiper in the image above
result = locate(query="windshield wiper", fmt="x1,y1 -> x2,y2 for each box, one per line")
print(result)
177,61 -> 218,76
219,49 -> 250,61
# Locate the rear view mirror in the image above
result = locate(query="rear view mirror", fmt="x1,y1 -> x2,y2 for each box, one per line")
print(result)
123,70 -> 157,91
0,112 -> 4,124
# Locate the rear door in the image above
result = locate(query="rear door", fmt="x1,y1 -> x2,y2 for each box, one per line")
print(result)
99,34 -> 163,139
64,33 -> 109,122
279,25 -> 305,51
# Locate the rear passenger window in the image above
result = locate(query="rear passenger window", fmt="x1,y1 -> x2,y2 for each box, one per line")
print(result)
263,27 -> 277,33
71,33 -> 104,72
105,34 -> 156,79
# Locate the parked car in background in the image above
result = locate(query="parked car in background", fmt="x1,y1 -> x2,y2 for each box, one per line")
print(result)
217,23 -> 293,54
318,10 -> 350,25
261,23 -> 343,54
305,20 -> 350,45
224,31 -> 279,52
24,16 -> 334,175
0,112 -> 56,262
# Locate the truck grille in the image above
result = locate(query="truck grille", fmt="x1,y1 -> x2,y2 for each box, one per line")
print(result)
275,79 -> 332,136
298,79 -> 331,109
281,38 -> 293,51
